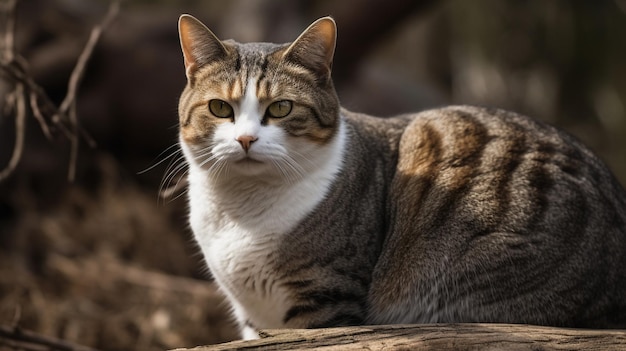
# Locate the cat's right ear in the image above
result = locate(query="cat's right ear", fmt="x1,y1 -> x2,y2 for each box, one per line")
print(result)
282,17 -> 337,82
178,15 -> 228,80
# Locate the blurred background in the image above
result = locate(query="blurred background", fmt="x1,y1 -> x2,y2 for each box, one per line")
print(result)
1,0 -> 625,350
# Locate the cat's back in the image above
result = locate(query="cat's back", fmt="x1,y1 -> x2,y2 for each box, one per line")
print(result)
394,105 -> 626,213
367,105 -> 626,327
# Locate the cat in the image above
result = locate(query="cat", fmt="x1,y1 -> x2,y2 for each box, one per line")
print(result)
176,14 -> 626,340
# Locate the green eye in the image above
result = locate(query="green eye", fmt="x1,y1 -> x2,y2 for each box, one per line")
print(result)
267,100 -> 293,118
209,99 -> 234,118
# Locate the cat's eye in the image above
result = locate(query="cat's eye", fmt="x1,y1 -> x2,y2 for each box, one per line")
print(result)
267,100 -> 293,118
209,99 -> 234,118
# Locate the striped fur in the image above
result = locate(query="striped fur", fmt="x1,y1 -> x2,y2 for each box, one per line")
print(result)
177,15 -> 626,339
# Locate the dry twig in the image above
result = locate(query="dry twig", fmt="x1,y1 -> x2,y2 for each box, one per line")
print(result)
0,0 -> 120,182
0,0 -> 23,182
57,0 -> 119,181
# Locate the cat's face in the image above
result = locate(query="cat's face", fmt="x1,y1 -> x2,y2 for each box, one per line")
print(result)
178,16 -> 340,182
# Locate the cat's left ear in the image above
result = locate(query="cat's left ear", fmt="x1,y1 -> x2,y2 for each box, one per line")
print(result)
283,17 -> 337,81
178,14 -> 229,80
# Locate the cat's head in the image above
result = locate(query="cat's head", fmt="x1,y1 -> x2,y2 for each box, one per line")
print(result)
177,15 -> 341,182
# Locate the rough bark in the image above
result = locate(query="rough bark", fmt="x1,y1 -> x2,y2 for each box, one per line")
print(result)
171,323 -> 626,351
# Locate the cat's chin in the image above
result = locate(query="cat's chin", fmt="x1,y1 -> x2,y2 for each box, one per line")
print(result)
229,157 -> 272,176
235,157 -> 264,165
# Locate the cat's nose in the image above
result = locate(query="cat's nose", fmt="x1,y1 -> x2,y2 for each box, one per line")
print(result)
236,135 -> 258,152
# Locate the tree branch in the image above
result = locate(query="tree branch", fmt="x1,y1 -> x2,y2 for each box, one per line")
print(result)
0,0 -> 120,182
55,0 -> 119,180
0,83 -> 25,180
171,324 -> 626,351
0,0 -> 22,181
0,0 -> 16,62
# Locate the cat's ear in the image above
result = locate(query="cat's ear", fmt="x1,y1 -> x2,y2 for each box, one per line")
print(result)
283,17 -> 337,81
178,14 -> 228,79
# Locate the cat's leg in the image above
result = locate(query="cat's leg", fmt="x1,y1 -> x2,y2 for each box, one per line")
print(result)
230,302 -> 260,340
240,324 -> 260,340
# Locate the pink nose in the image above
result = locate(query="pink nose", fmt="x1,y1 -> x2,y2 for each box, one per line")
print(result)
236,135 -> 258,152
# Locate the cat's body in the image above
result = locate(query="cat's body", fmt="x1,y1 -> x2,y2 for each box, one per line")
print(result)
177,15 -> 626,339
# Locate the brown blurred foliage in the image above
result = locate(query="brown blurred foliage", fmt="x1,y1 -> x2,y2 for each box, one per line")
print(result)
1,0 -> 625,350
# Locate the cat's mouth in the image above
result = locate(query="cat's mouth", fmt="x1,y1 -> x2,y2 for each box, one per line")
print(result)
235,156 -> 264,165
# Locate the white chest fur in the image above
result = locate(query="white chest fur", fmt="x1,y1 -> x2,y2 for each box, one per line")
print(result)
182,121 -> 347,330
200,220 -> 290,328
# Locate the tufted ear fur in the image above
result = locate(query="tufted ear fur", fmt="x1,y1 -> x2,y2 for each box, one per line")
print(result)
178,14 -> 229,79
282,17 -> 337,82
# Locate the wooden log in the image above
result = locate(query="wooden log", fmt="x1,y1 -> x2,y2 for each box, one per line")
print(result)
171,324 -> 626,351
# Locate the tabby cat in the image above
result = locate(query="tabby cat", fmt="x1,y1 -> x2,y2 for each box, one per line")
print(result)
176,15 -> 626,339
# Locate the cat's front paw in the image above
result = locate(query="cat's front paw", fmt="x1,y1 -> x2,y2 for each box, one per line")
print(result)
241,325 -> 260,340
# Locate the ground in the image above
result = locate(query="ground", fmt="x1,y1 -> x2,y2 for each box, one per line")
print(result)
0,154 -> 238,350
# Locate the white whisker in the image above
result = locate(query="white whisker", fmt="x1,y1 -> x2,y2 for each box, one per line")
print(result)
207,156 -> 229,181
270,158 -> 291,183
282,154 -> 306,178
288,149 -> 319,174
167,179 -> 190,203
162,160 -> 188,193
269,153 -> 306,185
161,153 -> 186,184
138,143 -> 181,175
159,150 -> 189,203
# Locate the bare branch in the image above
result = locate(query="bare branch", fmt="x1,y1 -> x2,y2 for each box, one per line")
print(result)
0,0 -> 22,181
0,0 -> 119,181
54,0 -> 120,181
29,90 -> 53,140
58,0 -> 120,115
0,0 -> 17,62
0,57 -> 73,138
68,103 -> 79,181
0,83 -> 25,180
